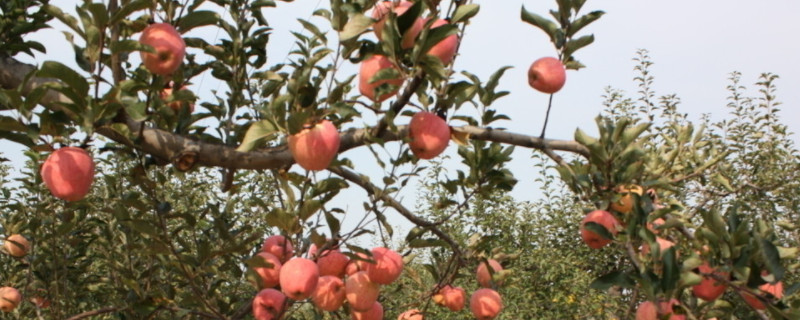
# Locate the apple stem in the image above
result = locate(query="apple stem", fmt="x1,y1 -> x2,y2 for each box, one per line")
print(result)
539,93 -> 555,139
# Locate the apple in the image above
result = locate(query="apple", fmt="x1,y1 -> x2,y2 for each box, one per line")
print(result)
279,258 -> 319,300
4,234 -> 30,258
252,288 -> 286,320
476,259 -> 503,288
261,235 -> 294,263
317,249 -> 350,278
426,19 -> 459,65
692,262 -> 728,301
441,285 -> 466,311
345,271 -> 380,312
366,247 -> 404,284
288,120 -> 341,171
470,288 -> 503,320
398,308 -> 424,320
609,184 -> 643,214
371,1 -> 424,49
359,54 -> 404,102
253,252 -> 282,288
346,252 -> 371,276
351,301 -> 383,320
527,57 -> 566,94
635,299 -> 685,320
741,278 -> 784,310
0,287 -> 22,312
160,84 -> 194,113
647,217 -> 666,234
580,210 -> 620,249
139,23 -> 186,76
41,147 -> 95,201
641,237 -> 676,256
312,275 -> 346,311
408,111 -> 450,159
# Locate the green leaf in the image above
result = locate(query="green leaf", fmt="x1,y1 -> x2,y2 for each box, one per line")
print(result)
178,11 -> 220,33
590,271 -> 634,290
758,237 -> 785,281
452,4 -> 480,24
521,6 -> 561,45
568,10 -> 604,37
110,39 -> 151,54
236,120 -> 278,152
37,61 -> 89,97
109,0 -> 152,25
339,13 -> 373,42
584,222 -> 613,240
408,238 -> 448,248
661,247 -> 679,291
563,34 -> 594,60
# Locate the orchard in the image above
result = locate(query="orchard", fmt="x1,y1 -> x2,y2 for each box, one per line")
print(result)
0,0 -> 799,319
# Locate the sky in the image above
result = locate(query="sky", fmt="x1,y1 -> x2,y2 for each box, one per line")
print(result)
5,1 -> 800,240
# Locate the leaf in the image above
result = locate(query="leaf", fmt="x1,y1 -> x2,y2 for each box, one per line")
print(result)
757,237 -> 785,281
584,222 -> 613,240
37,61 -> 89,97
451,129 -> 470,146
452,4 -> 480,24
339,13 -> 373,42
590,271 -> 634,290
661,247 -> 680,291
178,11 -> 220,33
520,6 -> 560,45
408,238 -> 448,248
236,120 -> 278,152
563,34 -> 594,58
109,0 -> 151,25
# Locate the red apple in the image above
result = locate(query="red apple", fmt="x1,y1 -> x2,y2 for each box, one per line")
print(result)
312,275 -> 346,311
288,120 -> 341,171
351,301 -> 383,320
641,237 -> 676,256
609,184 -> 643,214
476,259 -> 503,288
41,147 -> 95,201
261,235 -> 294,263
4,234 -> 30,258
346,271 -> 380,312
0,287 -> 22,312
741,278 -> 784,310
635,299 -> 685,320
139,23 -> 186,76
398,308 -> 424,320
580,210 -> 620,249
160,84 -> 194,113
253,252 -> 282,288
279,258 -> 319,300
692,262 -> 728,301
408,111 -> 450,159
527,57 -> 566,94
372,1 -> 424,49
426,19 -> 459,65
359,54 -> 404,102
317,249 -> 350,278
470,288 -> 503,320
366,247 -> 404,284
252,288 -> 286,320
441,285 -> 466,311
346,252 -> 371,276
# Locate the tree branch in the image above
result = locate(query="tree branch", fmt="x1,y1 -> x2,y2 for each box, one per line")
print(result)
65,306 -> 122,320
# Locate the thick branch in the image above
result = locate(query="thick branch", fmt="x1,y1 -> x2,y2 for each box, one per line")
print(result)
65,306 -> 122,320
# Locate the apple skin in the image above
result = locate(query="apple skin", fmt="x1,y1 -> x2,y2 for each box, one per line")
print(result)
4,234 -> 30,258
359,54 -> 404,102
641,237 -> 676,256
139,23 -> 186,76
0,287 -> 22,312
160,85 -> 194,113
366,247 -> 404,284
470,288 -> 503,320
253,252 -> 282,288
398,308 -> 424,320
279,258 -> 319,300
741,279 -> 784,310
372,1 -> 424,49
345,271 -> 380,312
345,252 -> 371,276
609,184 -> 643,214
476,259 -> 503,288
317,249 -> 350,278
351,301 -> 384,320
692,262 -> 728,301
288,120 -> 341,171
252,288 -> 287,320
635,299 -> 685,320
580,210 -> 620,249
261,235 -> 294,263
408,111 -> 450,159
439,285 -> 466,311
426,19 -> 459,65
312,275 -> 346,311
527,57 -> 566,94
41,147 -> 95,202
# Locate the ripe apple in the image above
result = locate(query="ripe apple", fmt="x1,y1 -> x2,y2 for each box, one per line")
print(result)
398,308 -> 424,320
609,184 -> 643,214
252,288 -> 286,320
261,235 -> 294,263
359,54 -> 404,102
580,210 -> 620,249
426,19 -> 459,65
316,249 -> 349,278
470,288 -> 503,320
311,275 -> 346,311
740,278 -> 784,310
41,147 -> 95,201
0,287 -> 22,312
641,237 -> 676,257
253,252 -> 282,288
371,1 -> 424,49
647,217 -> 666,234
527,57 -> 566,94
4,234 -> 30,258
476,259 -> 504,288
366,247 -> 404,284
288,120 -> 341,171
160,85 -> 194,113
440,285 -> 466,311
345,271 -> 380,311
139,23 -> 186,76
635,299 -> 685,320
345,252 -> 371,276
351,301 -> 383,320
408,111 -> 450,159
279,258 -> 319,300
692,262 -> 728,301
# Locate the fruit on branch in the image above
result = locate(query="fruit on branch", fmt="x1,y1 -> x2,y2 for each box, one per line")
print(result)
351,301 -> 384,320
740,277 -> 784,310
160,84 -> 194,113
527,57 -> 566,94
641,237 -> 676,256
609,184 -> 643,214
139,23 -> 186,76
371,0 -> 424,49
0,287 -> 21,312
346,271 -> 381,311
253,252 -> 282,288
279,258 -> 319,300
316,249 -> 350,278
470,288 -> 503,320
311,275 -> 346,311
398,308 -> 424,320
692,262 -> 728,301
252,288 -> 286,320
635,299 -> 685,320
262,235 -> 294,263
476,259 -> 504,288
359,54 -> 404,102
426,19 -> 459,65
366,247 -> 404,284
346,252 -> 371,276
433,285 -> 466,311
580,210 -> 620,249
41,147 -> 95,202
3,234 -> 30,258
408,111 -> 450,159
287,120 -> 341,171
